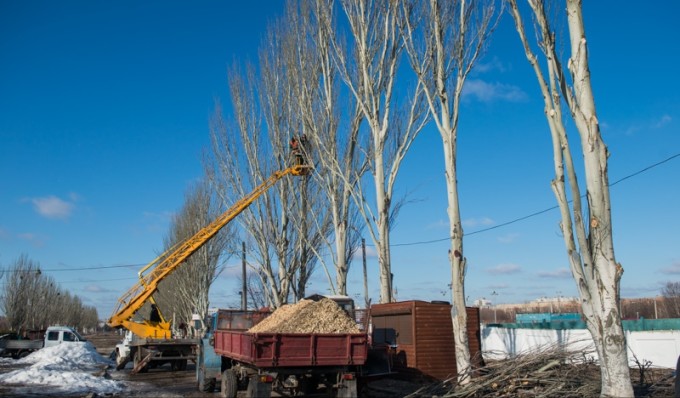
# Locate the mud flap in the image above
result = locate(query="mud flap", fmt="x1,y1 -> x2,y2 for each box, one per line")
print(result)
337,378 -> 358,398
246,375 -> 273,398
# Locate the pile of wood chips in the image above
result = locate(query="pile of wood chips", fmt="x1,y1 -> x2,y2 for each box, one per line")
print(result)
248,298 -> 361,334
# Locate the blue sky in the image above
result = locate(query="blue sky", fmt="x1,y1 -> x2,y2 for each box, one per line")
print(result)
1,1 -> 679,319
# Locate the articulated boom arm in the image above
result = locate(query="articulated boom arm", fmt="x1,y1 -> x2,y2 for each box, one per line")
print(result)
107,164 -> 309,338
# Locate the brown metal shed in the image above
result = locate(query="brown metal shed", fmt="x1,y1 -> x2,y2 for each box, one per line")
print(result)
370,300 -> 482,381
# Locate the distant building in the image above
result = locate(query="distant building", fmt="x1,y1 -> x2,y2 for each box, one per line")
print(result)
473,298 -> 492,307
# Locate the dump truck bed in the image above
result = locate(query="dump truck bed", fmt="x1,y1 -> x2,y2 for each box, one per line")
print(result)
213,330 -> 368,368
0,339 -> 43,350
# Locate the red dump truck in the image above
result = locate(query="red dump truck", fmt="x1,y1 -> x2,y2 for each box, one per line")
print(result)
213,330 -> 368,398
199,295 -> 391,398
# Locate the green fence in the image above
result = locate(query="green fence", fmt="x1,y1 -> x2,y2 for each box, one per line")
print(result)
490,318 -> 680,331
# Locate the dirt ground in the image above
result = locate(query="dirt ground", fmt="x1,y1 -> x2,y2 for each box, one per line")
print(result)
9,332 -> 671,397
88,332 -> 218,398
77,333 -> 420,398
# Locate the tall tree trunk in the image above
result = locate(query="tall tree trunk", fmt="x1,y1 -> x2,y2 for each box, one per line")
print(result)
400,0 -> 498,381
443,132 -> 472,381
509,1 -> 634,395
374,148 -> 393,303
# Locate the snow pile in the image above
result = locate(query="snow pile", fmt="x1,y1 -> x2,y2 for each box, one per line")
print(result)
0,357 -> 16,365
0,342 -> 126,395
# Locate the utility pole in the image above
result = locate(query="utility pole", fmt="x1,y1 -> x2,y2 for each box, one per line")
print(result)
654,297 -> 658,319
241,241 -> 247,311
362,238 -> 369,310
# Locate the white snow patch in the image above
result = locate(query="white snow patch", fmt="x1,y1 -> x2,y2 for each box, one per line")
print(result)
0,342 -> 127,395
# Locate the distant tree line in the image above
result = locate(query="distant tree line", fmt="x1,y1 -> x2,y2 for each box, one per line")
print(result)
0,254 -> 99,333
479,282 -> 680,323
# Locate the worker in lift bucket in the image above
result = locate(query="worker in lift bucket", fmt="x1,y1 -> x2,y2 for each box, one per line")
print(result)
290,135 -> 308,166
150,304 -> 161,323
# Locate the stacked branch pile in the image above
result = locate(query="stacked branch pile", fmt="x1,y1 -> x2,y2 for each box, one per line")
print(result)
401,344 -> 675,398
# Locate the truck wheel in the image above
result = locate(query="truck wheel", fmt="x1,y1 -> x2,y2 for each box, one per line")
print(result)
221,369 -> 237,398
115,349 -> 130,370
199,376 -> 216,393
171,359 -> 188,371
197,366 -> 216,392
299,375 -> 319,395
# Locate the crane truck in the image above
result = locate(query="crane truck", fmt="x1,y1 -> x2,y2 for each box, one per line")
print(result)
108,157 -> 310,373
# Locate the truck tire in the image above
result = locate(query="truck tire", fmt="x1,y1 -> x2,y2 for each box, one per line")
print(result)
674,353 -> 680,398
299,375 -> 319,395
221,369 -> 237,398
197,365 -> 216,392
198,374 -> 216,393
171,359 -> 187,371
115,348 -> 129,370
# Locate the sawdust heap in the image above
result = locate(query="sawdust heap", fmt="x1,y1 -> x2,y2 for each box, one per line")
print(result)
248,298 -> 360,334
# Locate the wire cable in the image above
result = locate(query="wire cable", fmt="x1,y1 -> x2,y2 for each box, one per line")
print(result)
1,152 -> 677,273
389,152 -> 680,247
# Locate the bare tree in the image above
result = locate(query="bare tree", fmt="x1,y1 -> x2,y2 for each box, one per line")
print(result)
260,6 -> 353,303
662,281 -> 680,297
1,254 -> 39,331
401,0 -> 500,382
154,177 -> 231,330
29,274 -> 61,330
329,0 -> 429,303
661,281 -> 680,318
235,271 -> 269,310
283,0 -> 367,296
207,78 -> 289,309
207,71 -> 310,308
1,254 -> 99,333
205,6 -> 342,307
509,1 -> 633,395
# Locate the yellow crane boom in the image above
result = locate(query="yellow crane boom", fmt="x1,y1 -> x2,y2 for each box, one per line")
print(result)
107,164 -> 309,339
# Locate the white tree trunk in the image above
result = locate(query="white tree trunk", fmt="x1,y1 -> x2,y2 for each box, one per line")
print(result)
332,0 -> 427,304
400,0 -> 498,381
373,145 -> 393,303
509,1 -> 634,396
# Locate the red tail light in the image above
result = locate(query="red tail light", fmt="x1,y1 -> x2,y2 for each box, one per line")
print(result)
259,375 -> 274,383
342,373 -> 355,380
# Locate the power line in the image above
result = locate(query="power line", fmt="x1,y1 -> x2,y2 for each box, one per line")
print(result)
1,152 -> 677,275
0,263 -> 144,274
609,152 -> 679,187
389,152 -> 680,247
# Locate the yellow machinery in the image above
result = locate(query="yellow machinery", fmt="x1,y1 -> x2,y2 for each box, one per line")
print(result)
107,163 -> 309,339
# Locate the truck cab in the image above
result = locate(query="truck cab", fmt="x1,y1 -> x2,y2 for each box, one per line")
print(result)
196,308 -> 271,392
44,326 -> 86,348
0,325 -> 86,358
